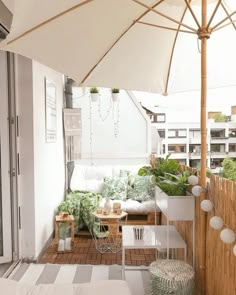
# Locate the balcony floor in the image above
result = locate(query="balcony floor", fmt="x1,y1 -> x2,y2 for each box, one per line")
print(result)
39,235 -> 156,266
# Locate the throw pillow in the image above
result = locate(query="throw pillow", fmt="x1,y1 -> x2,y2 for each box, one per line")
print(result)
127,175 -> 155,202
102,176 -> 128,201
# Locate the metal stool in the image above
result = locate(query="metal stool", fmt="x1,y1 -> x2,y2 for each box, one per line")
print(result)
149,259 -> 195,295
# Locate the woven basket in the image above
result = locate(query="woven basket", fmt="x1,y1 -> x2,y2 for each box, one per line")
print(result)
149,260 -> 195,295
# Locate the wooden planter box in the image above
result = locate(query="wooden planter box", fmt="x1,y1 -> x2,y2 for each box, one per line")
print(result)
155,186 -> 195,221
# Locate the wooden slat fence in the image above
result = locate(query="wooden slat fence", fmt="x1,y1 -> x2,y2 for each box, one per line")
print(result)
166,171 -> 236,295
205,175 -> 236,295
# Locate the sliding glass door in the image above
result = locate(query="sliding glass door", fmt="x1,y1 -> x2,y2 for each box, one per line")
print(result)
0,51 -> 12,263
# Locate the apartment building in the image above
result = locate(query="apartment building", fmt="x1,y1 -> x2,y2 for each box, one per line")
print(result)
146,106 -> 236,170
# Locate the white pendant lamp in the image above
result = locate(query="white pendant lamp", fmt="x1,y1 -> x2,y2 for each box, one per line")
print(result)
209,216 -> 224,230
200,200 -> 213,212
220,229 -> 236,244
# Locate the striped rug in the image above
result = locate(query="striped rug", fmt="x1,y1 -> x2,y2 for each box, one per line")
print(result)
8,263 -> 151,295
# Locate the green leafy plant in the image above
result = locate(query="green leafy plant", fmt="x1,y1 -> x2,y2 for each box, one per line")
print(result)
90,87 -> 99,93
58,191 -> 102,233
138,156 -> 194,196
111,88 -> 120,93
214,112 -> 227,122
206,168 -> 212,178
138,155 -> 179,181
222,157 -> 236,181
158,170 -> 192,196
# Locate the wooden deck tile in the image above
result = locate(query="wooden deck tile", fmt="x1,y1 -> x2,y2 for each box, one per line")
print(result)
38,236 -> 155,266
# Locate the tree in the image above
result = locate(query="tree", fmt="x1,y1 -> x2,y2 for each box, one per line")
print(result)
222,157 -> 236,181
214,113 -> 226,122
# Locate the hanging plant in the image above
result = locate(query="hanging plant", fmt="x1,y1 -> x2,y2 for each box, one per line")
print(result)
111,88 -> 120,102
90,87 -> 99,102
111,88 -> 120,93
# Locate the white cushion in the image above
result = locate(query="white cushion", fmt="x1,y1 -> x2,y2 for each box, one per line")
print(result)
70,165 -> 113,191
99,198 -> 160,212
70,164 -> 143,192
85,180 -> 104,193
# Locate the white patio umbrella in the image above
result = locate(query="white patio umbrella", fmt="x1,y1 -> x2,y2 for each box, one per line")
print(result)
2,0 -> 236,173
1,1 -> 236,292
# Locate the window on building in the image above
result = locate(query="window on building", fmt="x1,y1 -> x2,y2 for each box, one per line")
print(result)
168,145 -> 176,153
157,114 -> 166,123
229,129 -> 236,137
229,144 -> 236,152
158,130 -> 165,138
211,144 -> 225,153
163,145 -> 165,154
168,129 -> 187,138
150,113 -> 166,123
179,145 -> 186,153
168,130 -> 176,138
177,129 -> 187,137
149,114 -> 153,121
152,114 -> 157,123
189,159 -> 201,168
189,129 -> 201,138
168,145 -> 186,153
210,159 -> 223,168
190,145 -> 201,153
210,129 -> 225,138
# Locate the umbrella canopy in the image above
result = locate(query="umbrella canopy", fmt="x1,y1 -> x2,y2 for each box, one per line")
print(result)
1,0 -> 236,94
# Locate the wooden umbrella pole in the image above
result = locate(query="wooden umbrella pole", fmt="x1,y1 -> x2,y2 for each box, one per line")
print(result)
199,0 -> 209,293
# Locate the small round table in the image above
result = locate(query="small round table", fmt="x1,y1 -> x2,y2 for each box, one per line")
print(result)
91,211 -> 128,253
149,259 -> 195,295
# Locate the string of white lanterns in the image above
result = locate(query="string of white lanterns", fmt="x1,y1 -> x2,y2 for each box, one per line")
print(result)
188,175 -> 236,255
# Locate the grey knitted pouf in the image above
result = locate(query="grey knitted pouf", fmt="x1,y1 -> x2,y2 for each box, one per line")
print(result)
149,259 -> 195,295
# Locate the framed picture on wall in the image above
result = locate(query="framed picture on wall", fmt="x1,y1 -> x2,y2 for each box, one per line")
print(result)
45,79 -> 57,142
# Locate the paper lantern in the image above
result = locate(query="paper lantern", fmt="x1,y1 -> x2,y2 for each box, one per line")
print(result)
220,229 -> 236,244
210,216 -> 224,230
200,200 -> 213,212
188,175 -> 199,186
233,245 -> 236,256
191,185 -> 202,197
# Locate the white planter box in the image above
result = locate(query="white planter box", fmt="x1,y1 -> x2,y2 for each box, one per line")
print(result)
155,186 -> 195,221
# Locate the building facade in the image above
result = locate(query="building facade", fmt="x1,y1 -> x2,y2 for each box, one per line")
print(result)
146,107 -> 236,171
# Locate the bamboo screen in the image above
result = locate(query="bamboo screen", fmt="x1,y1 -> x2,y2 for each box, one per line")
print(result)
205,175 -> 236,295
173,167 -> 236,294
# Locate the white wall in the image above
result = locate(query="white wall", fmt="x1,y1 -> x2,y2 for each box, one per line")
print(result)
32,61 -> 65,258
16,56 -> 65,259
73,88 -> 151,165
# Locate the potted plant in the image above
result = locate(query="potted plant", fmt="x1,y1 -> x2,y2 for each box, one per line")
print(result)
90,87 -> 99,102
111,88 -> 120,102
138,156 -> 195,221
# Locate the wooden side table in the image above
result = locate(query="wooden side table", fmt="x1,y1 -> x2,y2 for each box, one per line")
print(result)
91,211 -> 128,253
55,214 -> 75,253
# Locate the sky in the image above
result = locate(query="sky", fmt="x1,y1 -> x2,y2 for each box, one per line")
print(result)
134,85 -> 236,123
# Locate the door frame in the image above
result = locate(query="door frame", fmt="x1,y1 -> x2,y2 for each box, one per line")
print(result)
7,52 -> 20,262
0,51 -> 19,264
0,51 -> 12,263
